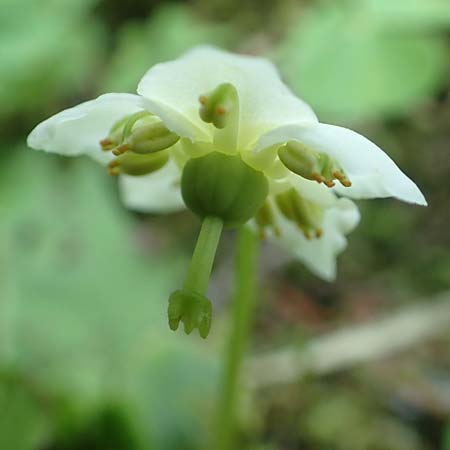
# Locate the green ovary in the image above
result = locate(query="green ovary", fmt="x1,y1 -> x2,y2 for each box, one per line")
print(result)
181,151 -> 269,228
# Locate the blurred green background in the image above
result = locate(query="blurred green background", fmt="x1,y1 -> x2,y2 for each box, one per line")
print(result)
1,0 -> 449,449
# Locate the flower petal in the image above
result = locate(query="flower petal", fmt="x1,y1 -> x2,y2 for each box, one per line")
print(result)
269,196 -> 360,281
119,159 -> 185,214
137,46 -> 318,148
255,123 -> 427,205
27,93 -> 144,164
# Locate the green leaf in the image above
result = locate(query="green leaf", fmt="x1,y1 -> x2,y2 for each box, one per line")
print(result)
362,0 -> 450,31
0,0 -> 104,121
276,3 -> 450,122
0,375 -> 51,450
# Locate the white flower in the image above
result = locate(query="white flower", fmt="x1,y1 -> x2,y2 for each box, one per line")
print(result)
27,46 -> 426,281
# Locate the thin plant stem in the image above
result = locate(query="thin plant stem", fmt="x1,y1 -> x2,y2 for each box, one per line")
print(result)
183,216 -> 223,295
215,226 -> 259,450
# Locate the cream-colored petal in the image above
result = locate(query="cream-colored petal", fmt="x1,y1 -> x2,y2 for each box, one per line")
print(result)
137,46 -> 318,148
27,93 -> 145,164
267,195 -> 360,281
255,123 -> 427,205
118,159 -> 185,214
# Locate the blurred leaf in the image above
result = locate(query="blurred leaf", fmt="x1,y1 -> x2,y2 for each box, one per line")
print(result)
102,3 -> 232,92
0,0 -> 104,121
302,389 -> 425,450
0,148 -> 217,450
277,2 -> 450,122
0,375 -> 51,450
362,0 -> 450,31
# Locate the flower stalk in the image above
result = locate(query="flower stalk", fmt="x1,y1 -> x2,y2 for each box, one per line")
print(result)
168,216 -> 223,338
215,226 -> 259,450
183,216 -> 224,295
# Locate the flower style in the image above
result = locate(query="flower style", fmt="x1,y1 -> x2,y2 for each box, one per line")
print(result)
28,46 -> 426,337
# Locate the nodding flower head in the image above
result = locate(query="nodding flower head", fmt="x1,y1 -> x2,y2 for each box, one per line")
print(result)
27,46 -> 426,337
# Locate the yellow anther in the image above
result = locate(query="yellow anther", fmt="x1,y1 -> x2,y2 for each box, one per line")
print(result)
311,173 -> 323,183
278,141 -> 351,189
100,138 -> 114,151
199,95 -> 208,105
333,170 -> 352,187
112,143 -> 130,156
107,160 -> 120,176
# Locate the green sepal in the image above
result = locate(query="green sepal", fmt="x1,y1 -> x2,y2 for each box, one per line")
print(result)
181,152 -> 269,228
168,289 -> 212,339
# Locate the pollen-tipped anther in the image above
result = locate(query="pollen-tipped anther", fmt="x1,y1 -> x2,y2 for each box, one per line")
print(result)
107,160 -> 120,176
333,171 -> 352,187
112,144 -> 129,156
275,189 -> 324,240
100,138 -> 114,151
278,141 -> 351,189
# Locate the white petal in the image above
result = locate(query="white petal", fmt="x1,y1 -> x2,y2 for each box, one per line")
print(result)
119,159 -> 185,214
255,123 -> 427,205
268,196 -> 360,281
137,46 -> 318,148
27,93 -> 145,164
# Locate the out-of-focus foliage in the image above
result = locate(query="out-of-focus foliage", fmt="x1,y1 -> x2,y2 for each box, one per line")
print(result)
301,389 -> 424,450
102,4 -> 233,92
0,149 -> 216,450
0,0 -> 104,120
0,374 -> 51,450
277,0 -> 450,122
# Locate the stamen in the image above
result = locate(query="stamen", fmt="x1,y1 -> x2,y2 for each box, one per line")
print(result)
107,160 -> 120,176
100,138 -> 114,151
275,189 -> 324,240
311,173 -> 323,184
333,171 -> 352,187
255,201 -> 280,240
303,229 -> 312,240
278,141 -> 352,189
112,144 -> 129,156
199,95 -> 208,105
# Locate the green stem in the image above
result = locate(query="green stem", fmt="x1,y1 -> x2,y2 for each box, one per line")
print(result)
183,216 -> 223,295
215,226 -> 259,450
